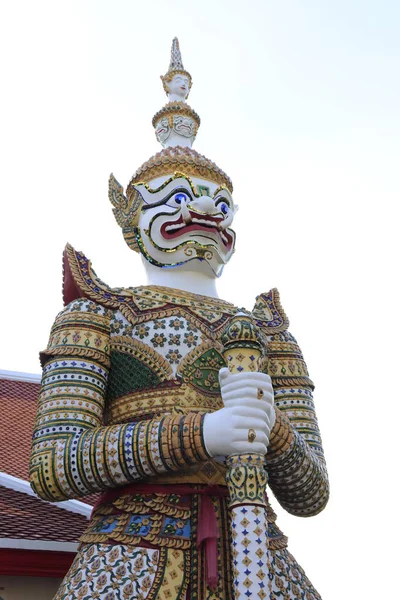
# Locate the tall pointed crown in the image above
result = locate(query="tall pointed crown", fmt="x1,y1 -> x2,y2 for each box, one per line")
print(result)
160,37 -> 192,96
125,38 -> 233,200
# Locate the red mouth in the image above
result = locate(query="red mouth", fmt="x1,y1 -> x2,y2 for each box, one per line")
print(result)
160,210 -> 233,249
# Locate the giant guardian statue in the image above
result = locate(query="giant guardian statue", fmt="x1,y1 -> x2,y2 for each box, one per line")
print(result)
30,38 -> 329,600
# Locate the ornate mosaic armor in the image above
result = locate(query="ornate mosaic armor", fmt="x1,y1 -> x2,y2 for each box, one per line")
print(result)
30,246 -> 329,599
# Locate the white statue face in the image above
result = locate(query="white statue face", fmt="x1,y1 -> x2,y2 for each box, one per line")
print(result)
167,74 -> 189,100
133,175 -> 237,276
155,117 -> 170,143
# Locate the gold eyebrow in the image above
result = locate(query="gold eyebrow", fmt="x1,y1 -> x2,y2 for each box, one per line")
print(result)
135,173 -> 201,197
213,185 -> 232,199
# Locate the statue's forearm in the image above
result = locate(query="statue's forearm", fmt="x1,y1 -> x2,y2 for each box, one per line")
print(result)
263,327 -> 329,516
266,408 -> 329,516
30,356 -> 209,502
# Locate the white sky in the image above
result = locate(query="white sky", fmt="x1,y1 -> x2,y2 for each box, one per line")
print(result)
0,1 -> 399,598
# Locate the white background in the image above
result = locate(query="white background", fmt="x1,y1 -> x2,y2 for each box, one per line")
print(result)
0,1 -> 399,598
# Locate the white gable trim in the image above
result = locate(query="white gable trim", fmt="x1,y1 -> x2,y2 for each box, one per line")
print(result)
0,369 -> 41,383
0,538 -> 79,552
0,472 -> 92,518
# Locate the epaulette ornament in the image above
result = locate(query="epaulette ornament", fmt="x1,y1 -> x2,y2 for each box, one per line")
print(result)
251,289 -> 289,334
63,243 -> 134,308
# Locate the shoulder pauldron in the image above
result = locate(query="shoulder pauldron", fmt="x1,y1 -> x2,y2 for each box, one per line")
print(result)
63,243 -> 134,309
251,289 -> 290,334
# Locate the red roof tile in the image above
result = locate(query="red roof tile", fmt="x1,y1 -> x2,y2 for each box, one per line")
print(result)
0,378 -> 39,481
0,376 -> 98,506
0,485 -> 88,543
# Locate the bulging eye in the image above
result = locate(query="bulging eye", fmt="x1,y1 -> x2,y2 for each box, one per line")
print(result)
215,200 -> 229,215
174,193 -> 188,205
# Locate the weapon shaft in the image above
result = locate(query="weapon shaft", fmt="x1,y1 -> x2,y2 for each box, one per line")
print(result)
222,313 -> 271,599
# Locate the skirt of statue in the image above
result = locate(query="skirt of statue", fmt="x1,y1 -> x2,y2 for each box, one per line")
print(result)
54,488 -> 322,600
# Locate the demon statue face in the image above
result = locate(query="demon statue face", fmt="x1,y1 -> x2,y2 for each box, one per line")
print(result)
137,174 -> 236,276
114,173 -> 236,277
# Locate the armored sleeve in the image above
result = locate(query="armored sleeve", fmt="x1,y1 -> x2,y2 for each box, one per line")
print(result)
30,299 -> 210,502
252,290 -> 329,517
265,328 -> 329,516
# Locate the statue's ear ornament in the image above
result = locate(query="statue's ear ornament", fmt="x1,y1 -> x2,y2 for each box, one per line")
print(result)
108,173 -> 143,253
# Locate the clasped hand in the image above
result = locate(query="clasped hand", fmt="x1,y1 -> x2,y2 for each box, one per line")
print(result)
203,367 -> 275,458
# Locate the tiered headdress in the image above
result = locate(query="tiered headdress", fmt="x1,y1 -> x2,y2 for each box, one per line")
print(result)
128,38 -> 232,194
110,38 -> 233,253
160,37 -> 193,96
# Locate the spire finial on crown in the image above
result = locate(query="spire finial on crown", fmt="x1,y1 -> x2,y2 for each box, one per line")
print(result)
169,37 -> 184,72
160,37 -> 192,101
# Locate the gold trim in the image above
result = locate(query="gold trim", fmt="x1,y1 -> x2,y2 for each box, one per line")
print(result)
177,339 -> 225,382
132,283 -> 235,310
148,459 -> 228,486
127,146 -> 233,194
268,411 -> 294,456
64,244 -> 132,307
269,537 -> 289,551
152,102 -> 200,128
120,303 -> 232,339
271,376 -> 314,389
106,385 -> 182,424
111,335 -> 174,381
130,172 -> 201,198
40,345 -> 110,369
252,288 -> 290,333
65,244 -> 237,317
248,429 -> 256,443
64,245 -> 288,338
132,173 -> 232,202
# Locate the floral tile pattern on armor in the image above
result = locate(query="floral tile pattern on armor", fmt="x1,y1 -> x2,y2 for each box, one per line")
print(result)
110,310 -> 202,376
54,543 -> 189,600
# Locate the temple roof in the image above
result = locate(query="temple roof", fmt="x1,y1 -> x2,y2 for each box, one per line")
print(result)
0,371 -> 96,550
0,483 -> 88,545
0,374 -> 40,481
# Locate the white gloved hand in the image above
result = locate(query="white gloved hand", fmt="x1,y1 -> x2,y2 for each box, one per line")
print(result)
203,367 -> 275,458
